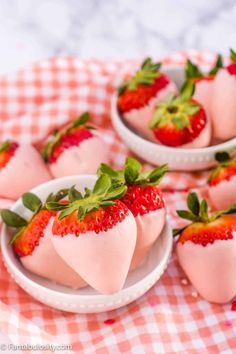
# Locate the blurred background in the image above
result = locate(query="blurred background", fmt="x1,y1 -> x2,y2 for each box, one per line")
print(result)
0,0 -> 235,74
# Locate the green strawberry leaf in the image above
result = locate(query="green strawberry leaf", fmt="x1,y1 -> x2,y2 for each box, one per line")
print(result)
199,199 -> 209,221
124,157 -> 141,184
68,186 -> 83,202
185,59 -> 203,79
173,226 -> 187,237
212,203 -> 236,220
209,54 -> 223,76
97,163 -> 121,179
176,210 -> 198,222
46,189 -> 69,203
46,202 -> 68,211
147,164 -> 168,184
9,226 -> 26,245
187,192 -> 200,216
77,206 -> 85,221
184,103 -> 200,116
70,112 -> 90,130
22,193 -> 42,213
0,141 -> 11,154
100,201 -> 115,206
172,115 -> 190,130
1,209 -> 28,228
215,151 -> 231,163
180,80 -> 195,101
103,185 -> 127,201
41,130 -> 61,162
230,48 -> 236,63
93,174 -> 111,196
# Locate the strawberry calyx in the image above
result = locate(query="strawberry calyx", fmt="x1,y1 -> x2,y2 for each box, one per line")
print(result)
149,81 -> 200,131
46,175 -> 127,222
173,192 -> 236,237
97,157 -> 168,187
41,112 -> 94,163
118,58 -> 161,95
1,189 -> 68,255
184,55 -> 223,81
226,48 -> 236,75
208,152 -> 236,186
0,141 -> 19,169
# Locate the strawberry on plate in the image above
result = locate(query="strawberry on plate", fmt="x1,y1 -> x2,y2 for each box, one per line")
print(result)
117,58 -> 177,141
184,55 -> 223,119
149,82 -> 211,148
1,189 -> 87,289
0,141 -> 51,200
211,49 -> 236,140
98,157 -> 167,270
208,151 -> 236,210
174,192 -> 236,304
42,112 -> 109,178
46,175 -> 137,294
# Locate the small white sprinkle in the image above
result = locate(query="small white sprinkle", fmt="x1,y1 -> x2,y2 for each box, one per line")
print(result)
181,278 -> 188,285
191,291 -> 198,298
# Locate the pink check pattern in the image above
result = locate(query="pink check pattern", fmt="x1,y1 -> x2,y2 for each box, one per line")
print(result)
0,51 -> 236,354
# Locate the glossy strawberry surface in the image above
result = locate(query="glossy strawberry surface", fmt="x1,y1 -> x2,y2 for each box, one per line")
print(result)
53,200 -> 129,236
117,74 -> 169,113
120,185 -> 164,217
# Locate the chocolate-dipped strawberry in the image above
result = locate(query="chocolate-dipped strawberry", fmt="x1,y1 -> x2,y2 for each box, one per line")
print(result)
149,82 -> 211,148
42,112 -> 109,178
175,192 -> 236,304
1,190 -> 87,289
117,58 -> 177,140
208,151 -> 236,210
98,157 -> 167,269
46,175 -> 137,294
211,49 -> 236,140
184,55 -> 223,118
0,141 -> 51,199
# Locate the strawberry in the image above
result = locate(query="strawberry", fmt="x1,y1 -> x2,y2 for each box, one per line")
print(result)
149,82 -> 210,147
1,189 -> 87,289
184,55 -> 223,83
174,192 -> 236,303
117,58 -> 168,113
98,157 -> 167,269
0,141 -> 18,170
46,175 -> 137,294
42,112 -> 94,164
226,48 -> 236,75
208,152 -> 236,210
211,49 -> 236,140
1,189 -> 68,256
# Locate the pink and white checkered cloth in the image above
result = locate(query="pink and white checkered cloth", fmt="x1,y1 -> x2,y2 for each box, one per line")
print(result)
0,51 -> 235,354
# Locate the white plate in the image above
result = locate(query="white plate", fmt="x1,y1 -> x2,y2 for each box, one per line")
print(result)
1,175 -> 173,313
111,66 -> 236,171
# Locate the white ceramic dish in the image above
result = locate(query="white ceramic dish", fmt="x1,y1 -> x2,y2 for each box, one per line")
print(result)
1,175 -> 173,313
111,67 -> 236,171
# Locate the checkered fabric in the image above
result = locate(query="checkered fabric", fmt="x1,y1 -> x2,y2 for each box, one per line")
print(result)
0,51 -> 235,354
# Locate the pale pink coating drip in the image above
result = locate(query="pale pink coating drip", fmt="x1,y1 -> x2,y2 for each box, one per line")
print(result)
177,231 -> 236,304
0,144 -> 51,199
209,175 -> 236,210
49,134 -> 109,178
123,81 -> 177,142
52,211 -> 137,294
130,208 -> 166,270
211,68 -> 236,140
21,218 -> 87,289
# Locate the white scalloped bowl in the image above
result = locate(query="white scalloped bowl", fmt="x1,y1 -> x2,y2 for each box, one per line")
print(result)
111,67 -> 236,171
0,175 -> 173,313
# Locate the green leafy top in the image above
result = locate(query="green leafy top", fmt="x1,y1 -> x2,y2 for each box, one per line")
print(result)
1,189 -> 68,244
0,141 -> 11,154
173,192 -> 236,236
46,175 -> 127,221
97,157 -> 168,187
208,151 -> 235,183
118,58 -> 161,95
41,112 -> 94,162
230,48 -> 236,63
149,82 -> 200,130
185,55 -> 223,79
